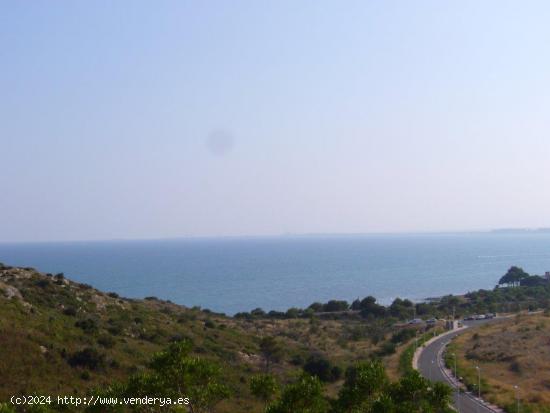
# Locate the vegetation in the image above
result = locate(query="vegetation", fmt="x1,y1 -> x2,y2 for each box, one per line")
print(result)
235,267 -> 550,325
250,374 -> 279,407
498,266 -> 529,287
446,312 -> 550,413
302,354 -> 342,383
0,264 -> 424,412
265,360 -> 452,413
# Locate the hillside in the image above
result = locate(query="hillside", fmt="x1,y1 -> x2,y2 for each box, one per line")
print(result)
447,312 -> 550,412
0,264 -> 419,412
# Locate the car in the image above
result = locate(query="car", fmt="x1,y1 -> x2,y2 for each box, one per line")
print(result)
463,316 -> 475,321
475,314 -> 486,320
408,318 -> 423,324
426,318 -> 437,324
484,313 -> 495,319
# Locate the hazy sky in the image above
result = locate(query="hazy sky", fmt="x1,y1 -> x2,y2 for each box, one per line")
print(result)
2,1 -> 550,242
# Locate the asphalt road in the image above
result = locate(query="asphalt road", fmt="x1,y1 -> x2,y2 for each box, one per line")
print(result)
417,319 -> 504,413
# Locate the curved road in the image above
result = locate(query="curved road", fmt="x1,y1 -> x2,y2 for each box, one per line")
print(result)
417,319 -> 504,413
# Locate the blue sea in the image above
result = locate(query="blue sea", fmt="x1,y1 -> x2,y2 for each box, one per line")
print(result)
1,233 -> 550,315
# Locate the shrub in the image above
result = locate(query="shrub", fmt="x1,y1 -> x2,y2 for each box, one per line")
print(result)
509,360 -> 522,374
290,354 -> 305,366
0,402 -> 16,412
35,279 -> 50,289
177,313 -> 196,323
97,335 -> 115,348
68,347 -> 105,370
234,312 -> 252,320
391,328 -> 416,344
303,355 -> 341,382
63,307 -> 78,316
108,292 -> 119,298
266,374 -> 329,413
75,318 -> 98,333
260,337 -> 284,372
376,341 -> 396,356
267,310 -> 285,318
108,325 -> 123,336
250,374 -> 279,405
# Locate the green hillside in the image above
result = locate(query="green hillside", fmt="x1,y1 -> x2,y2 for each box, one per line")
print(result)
0,264 -> 411,412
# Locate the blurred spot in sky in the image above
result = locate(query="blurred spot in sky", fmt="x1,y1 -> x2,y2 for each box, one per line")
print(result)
206,130 -> 234,156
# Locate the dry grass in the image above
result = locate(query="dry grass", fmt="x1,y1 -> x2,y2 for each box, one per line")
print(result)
451,313 -> 550,412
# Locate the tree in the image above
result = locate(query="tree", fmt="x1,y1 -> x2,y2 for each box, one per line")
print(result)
250,374 -> 279,407
387,370 -> 452,413
499,266 -> 529,287
308,302 -> 324,312
360,297 -> 386,318
428,381 -> 453,411
251,308 -> 266,317
520,275 -> 546,287
260,337 -> 284,372
266,375 -> 329,413
389,298 -> 414,319
285,307 -> 301,318
350,299 -> 362,311
336,360 -> 389,412
121,340 -> 230,413
333,362 -> 452,413
324,300 -> 349,312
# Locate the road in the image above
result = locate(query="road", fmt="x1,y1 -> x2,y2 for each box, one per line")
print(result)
417,319 -> 504,413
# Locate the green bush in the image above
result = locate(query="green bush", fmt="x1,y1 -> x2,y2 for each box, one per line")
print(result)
303,354 -> 342,382
63,307 -> 77,316
68,347 -> 105,370
75,318 -> 98,333
391,328 -> 417,344
97,334 -> 115,348
377,341 -> 397,356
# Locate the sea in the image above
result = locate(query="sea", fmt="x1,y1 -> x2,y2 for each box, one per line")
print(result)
1,233 -> 550,315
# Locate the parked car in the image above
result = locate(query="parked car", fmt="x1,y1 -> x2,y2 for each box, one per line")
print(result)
408,318 -> 423,324
463,315 -> 475,321
426,318 -> 437,324
475,314 -> 486,320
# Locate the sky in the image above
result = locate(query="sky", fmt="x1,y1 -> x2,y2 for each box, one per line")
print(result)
2,1 -> 550,242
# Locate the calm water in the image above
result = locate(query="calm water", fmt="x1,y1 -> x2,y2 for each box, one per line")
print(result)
1,234 -> 550,315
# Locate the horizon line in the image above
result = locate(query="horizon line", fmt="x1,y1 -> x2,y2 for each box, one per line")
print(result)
2,227 -> 550,245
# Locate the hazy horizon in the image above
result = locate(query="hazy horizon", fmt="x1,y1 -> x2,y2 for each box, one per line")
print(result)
3,227 -> 550,245
3,1 -> 550,242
